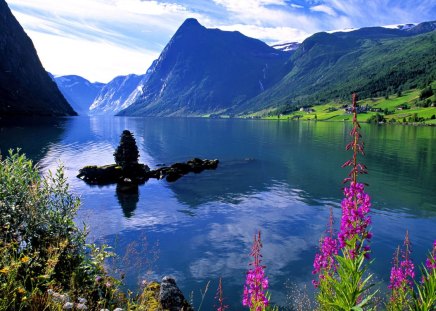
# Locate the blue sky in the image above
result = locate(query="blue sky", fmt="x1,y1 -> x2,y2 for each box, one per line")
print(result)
6,0 -> 436,83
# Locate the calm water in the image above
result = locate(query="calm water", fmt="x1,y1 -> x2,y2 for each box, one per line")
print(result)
1,117 -> 435,309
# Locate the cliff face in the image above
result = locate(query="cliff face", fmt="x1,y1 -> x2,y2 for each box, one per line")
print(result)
0,0 -> 76,116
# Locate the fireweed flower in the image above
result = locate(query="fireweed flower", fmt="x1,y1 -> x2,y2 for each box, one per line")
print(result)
425,240 -> 436,271
388,232 -> 415,308
215,277 -> 228,311
389,233 -> 415,290
313,94 -> 377,309
242,231 -> 269,310
338,93 -> 372,259
338,181 -> 372,255
313,209 -> 338,287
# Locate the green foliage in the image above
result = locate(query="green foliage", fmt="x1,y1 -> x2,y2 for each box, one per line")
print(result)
368,113 -> 386,124
0,150 -> 128,310
0,149 -> 84,284
0,149 -> 191,310
318,255 -> 377,310
420,86 -> 434,100
0,149 -> 84,309
412,265 -> 436,310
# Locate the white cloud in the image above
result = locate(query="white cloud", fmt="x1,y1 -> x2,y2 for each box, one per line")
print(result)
7,0 -> 200,82
218,24 -> 310,44
5,0 -> 436,82
212,0 -> 317,29
290,3 -> 304,9
115,0 -> 188,15
322,0 -> 436,27
26,30 -> 159,83
310,4 -> 337,16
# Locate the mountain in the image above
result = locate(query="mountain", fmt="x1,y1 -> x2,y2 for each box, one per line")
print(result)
0,0 -> 76,116
118,18 -> 290,117
236,21 -> 436,114
89,73 -> 148,115
53,75 -> 104,115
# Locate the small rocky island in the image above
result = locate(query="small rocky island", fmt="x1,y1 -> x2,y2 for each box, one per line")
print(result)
77,130 -> 219,187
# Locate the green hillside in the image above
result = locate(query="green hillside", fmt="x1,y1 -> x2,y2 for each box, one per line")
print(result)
236,29 -> 436,116
259,84 -> 436,125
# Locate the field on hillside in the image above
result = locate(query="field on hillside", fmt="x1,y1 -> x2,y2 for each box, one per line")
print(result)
262,85 -> 436,125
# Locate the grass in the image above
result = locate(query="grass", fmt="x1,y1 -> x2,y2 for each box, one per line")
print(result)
260,87 -> 436,124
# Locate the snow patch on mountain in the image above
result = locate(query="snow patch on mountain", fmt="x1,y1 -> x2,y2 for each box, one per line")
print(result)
89,74 -> 147,115
271,42 -> 300,52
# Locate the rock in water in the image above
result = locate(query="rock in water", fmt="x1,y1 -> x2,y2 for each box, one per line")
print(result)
159,276 -> 193,311
76,164 -> 122,185
114,130 -> 140,172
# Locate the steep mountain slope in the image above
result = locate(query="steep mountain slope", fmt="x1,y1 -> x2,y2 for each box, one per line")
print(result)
0,0 -> 76,116
119,18 -> 290,117
238,22 -> 436,114
54,75 -> 104,115
89,74 -> 147,115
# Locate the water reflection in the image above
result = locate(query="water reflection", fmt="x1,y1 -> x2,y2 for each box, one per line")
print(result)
116,182 -> 140,218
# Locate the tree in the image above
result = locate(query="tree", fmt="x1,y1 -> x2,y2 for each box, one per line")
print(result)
419,86 -> 433,100
397,87 -> 402,97
114,130 -> 139,170
368,113 -> 385,124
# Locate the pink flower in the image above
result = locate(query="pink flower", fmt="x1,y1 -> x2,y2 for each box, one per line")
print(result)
215,277 -> 228,311
388,232 -> 415,292
338,182 -> 372,256
425,240 -> 436,271
338,93 -> 372,259
242,231 -> 269,309
312,209 -> 338,287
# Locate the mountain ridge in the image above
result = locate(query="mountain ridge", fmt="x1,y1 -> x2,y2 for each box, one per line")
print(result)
238,23 -> 436,114
118,18 -> 435,117
118,18 -> 291,116
0,0 -> 76,116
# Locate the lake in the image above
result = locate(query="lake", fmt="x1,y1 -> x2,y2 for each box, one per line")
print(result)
1,117 -> 435,309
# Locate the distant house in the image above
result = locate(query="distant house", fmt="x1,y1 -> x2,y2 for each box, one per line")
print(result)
344,104 -> 369,114
299,107 -> 315,113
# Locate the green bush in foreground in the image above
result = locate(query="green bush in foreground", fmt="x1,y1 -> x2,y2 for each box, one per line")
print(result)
0,150 -> 131,310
